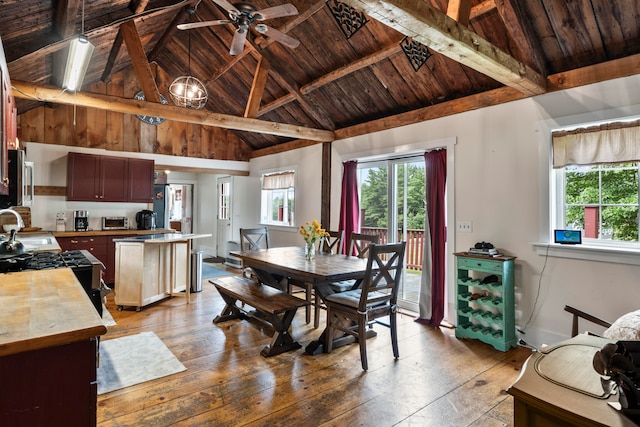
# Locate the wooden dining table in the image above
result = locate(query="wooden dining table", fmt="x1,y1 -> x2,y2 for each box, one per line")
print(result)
232,246 -> 373,354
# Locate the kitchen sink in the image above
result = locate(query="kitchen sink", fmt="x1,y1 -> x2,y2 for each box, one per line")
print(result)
0,234 -> 58,251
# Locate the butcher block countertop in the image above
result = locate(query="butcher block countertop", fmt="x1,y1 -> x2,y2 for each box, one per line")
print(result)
0,268 -> 107,358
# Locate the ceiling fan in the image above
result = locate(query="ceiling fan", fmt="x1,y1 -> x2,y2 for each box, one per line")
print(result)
177,1 -> 300,56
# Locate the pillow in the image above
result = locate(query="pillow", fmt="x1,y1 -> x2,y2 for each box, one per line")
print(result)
602,309 -> 640,340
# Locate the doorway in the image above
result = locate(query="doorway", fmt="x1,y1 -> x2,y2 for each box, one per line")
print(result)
357,156 -> 428,313
169,184 -> 193,233
216,177 -> 232,259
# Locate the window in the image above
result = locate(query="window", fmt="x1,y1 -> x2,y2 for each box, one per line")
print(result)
260,170 -> 295,226
552,120 -> 640,246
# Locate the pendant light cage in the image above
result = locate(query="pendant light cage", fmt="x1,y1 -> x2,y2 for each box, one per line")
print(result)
170,8 -> 208,109
169,76 -> 208,109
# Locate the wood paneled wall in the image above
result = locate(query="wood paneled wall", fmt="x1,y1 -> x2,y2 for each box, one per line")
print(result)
18,66 -> 252,162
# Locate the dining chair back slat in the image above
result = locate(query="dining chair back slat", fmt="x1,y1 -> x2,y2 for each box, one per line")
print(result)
348,232 -> 379,258
319,230 -> 344,255
240,227 -> 270,251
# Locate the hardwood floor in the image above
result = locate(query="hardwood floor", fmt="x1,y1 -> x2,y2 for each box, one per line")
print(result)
97,275 -> 532,426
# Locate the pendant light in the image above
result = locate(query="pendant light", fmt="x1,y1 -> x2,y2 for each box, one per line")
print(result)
169,8 -> 208,110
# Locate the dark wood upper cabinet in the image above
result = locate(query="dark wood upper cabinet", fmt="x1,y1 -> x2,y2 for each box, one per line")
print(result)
127,158 -> 154,203
67,152 -> 154,203
0,35 -> 14,196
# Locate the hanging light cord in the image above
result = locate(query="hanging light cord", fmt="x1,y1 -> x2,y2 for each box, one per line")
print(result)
81,0 -> 86,34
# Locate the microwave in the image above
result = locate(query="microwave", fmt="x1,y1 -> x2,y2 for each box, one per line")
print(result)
102,217 -> 129,230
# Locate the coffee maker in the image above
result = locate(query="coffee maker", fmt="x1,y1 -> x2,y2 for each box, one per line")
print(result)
74,210 -> 89,231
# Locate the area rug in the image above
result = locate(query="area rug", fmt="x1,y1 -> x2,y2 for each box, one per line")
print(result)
202,262 -> 233,279
97,331 -> 186,395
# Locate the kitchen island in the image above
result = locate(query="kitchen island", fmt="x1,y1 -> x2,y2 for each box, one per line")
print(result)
113,233 -> 210,310
0,268 -> 107,425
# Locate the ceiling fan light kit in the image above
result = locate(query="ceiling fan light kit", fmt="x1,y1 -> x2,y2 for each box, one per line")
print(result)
169,76 -> 208,110
178,1 -> 300,55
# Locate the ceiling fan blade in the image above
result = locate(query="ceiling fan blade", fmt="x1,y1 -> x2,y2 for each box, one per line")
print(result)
255,25 -> 300,49
177,20 -> 231,30
253,4 -> 299,20
229,29 -> 248,56
211,0 -> 240,16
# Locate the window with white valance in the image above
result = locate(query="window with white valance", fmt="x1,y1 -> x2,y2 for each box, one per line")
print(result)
552,119 -> 640,168
261,170 -> 295,226
551,120 -> 640,246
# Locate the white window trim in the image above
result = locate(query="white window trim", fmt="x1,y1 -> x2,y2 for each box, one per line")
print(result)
534,106 -> 640,265
259,166 -> 298,229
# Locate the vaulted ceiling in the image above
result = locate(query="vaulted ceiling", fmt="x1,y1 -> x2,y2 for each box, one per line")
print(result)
2,0 -> 640,158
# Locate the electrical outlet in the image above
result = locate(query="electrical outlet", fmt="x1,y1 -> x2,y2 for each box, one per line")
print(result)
456,220 -> 472,232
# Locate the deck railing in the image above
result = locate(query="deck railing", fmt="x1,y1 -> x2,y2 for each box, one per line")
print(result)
360,227 -> 425,271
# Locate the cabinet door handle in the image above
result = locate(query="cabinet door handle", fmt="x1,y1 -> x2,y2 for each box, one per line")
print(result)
71,239 -> 78,244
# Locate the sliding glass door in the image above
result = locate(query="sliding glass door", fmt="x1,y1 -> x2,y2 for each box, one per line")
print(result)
358,156 -> 425,312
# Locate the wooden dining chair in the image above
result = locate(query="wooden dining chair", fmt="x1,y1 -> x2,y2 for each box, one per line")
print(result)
319,230 -> 344,255
240,227 -> 271,251
324,241 -> 407,370
348,232 -> 379,258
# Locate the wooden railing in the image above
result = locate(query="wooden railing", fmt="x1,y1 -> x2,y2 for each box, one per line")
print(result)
361,227 -> 425,271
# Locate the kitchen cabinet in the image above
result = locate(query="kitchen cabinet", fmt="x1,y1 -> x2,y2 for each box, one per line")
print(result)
114,233 -> 210,311
0,35 -> 15,196
127,158 -> 154,202
66,152 -> 154,202
454,252 -> 517,351
114,238 -> 188,311
0,269 -> 106,426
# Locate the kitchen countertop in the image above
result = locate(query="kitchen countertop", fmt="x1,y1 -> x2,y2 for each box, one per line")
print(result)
1,231 -> 61,253
113,233 -> 211,243
0,268 -> 107,357
52,229 -> 175,238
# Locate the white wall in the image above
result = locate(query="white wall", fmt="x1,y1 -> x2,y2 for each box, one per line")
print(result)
250,74 -> 640,348
24,143 -> 247,251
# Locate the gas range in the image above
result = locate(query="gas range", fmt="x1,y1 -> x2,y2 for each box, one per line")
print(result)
3,250 -> 104,290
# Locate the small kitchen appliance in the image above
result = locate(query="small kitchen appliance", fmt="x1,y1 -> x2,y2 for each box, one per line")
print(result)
74,210 -> 89,231
102,216 -> 129,230
136,210 -> 156,230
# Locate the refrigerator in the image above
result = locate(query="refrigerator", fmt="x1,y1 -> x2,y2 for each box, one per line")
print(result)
153,184 -> 170,229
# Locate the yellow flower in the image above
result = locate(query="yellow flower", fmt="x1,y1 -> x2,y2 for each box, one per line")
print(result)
300,220 -> 329,243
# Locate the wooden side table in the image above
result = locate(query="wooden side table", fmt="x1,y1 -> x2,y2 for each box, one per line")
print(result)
507,334 -> 637,426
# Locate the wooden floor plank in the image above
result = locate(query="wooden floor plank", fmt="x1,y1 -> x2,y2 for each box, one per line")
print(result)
97,273 -> 531,426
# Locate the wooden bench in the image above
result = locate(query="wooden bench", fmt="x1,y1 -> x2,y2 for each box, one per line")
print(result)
209,275 -> 309,357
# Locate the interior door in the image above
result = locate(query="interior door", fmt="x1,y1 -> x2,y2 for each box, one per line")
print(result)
216,177 -> 231,259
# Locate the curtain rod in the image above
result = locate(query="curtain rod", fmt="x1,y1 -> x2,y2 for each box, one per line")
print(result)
352,149 -> 443,165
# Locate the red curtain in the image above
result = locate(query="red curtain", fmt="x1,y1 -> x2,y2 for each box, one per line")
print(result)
338,160 -> 359,255
417,149 -> 447,327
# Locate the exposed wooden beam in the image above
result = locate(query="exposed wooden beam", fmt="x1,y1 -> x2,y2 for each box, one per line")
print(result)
55,0 -> 81,39
493,0 -> 547,76
205,50 -> 252,84
12,80 -> 335,142
258,93 -> 296,116
342,0 -> 546,96
250,53 -> 640,158
335,53 -> 640,141
244,57 -> 270,118
447,0 -> 472,27
301,41 -> 403,95
120,20 -> 161,103
102,1 -> 155,83
470,0 -> 496,20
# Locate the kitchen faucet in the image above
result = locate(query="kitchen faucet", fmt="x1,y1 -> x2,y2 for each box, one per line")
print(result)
0,208 -> 25,230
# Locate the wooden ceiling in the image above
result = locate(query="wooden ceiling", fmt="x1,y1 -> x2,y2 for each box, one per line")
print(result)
2,0 -> 640,158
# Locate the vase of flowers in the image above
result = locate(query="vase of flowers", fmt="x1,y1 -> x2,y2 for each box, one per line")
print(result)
299,220 -> 329,260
